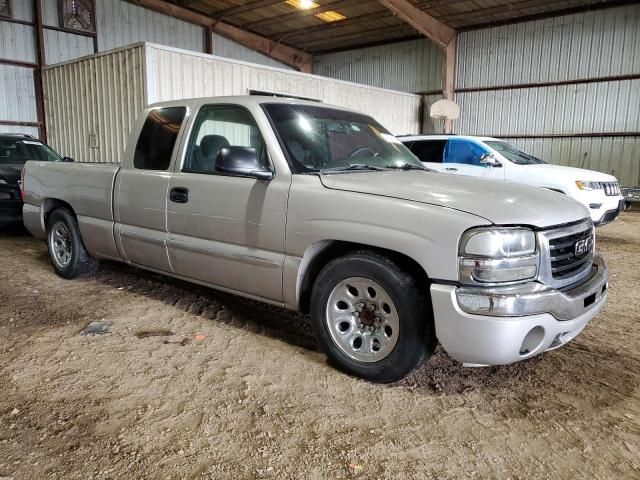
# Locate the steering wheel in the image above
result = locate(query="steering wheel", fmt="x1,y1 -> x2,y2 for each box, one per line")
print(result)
348,147 -> 377,158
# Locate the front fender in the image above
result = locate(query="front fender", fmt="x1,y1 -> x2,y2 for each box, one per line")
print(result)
283,175 -> 489,310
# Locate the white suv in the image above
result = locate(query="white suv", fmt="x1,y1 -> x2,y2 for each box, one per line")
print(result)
401,135 -> 625,226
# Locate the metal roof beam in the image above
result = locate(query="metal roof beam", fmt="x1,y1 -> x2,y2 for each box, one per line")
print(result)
376,0 -> 455,48
128,0 -> 313,71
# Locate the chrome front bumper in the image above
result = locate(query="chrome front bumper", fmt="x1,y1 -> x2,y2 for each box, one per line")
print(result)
431,254 -> 608,366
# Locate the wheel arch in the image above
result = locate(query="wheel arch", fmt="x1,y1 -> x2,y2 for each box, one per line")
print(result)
296,240 -> 431,315
41,198 -> 77,231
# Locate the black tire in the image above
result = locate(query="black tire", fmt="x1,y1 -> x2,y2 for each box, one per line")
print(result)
310,250 -> 436,383
46,208 -> 97,279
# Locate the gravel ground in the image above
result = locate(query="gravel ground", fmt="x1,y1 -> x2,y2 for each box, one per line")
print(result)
0,211 -> 639,479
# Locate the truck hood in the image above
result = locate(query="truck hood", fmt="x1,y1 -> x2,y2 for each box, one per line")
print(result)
520,164 -> 618,182
319,171 -> 590,228
0,164 -> 23,186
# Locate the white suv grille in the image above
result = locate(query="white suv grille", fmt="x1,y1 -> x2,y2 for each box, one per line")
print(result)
600,182 -> 620,196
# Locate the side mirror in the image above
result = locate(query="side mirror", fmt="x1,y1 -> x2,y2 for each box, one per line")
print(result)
62,156 -> 74,163
215,146 -> 273,180
480,153 -> 502,168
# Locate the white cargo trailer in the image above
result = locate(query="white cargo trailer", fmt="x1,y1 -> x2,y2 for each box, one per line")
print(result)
42,42 -> 422,163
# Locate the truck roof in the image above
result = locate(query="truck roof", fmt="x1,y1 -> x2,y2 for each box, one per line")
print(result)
147,95 -> 361,115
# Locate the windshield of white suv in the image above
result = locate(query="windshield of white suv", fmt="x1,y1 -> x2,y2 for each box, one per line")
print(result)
0,137 -> 63,165
485,141 -> 546,165
262,103 -> 425,174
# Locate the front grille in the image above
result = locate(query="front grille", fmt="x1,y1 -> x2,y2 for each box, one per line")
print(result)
600,182 -> 620,196
548,227 -> 593,280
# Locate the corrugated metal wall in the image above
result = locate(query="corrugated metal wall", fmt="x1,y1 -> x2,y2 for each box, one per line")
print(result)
0,1 -> 37,134
313,38 -> 443,94
457,5 -> 640,88
211,32 -> 292,70
44,30 -> 95,65
3,0 -> 299,140
0,65 -> 38,123
42,43 -> 421,163
145,44 -> 421,135
0,21 -> 37,63
454,4 -> 640,187
456,80 -> 640,136
43,45 -> 146,163
506,136 -> 640,190
96,0 -> 203,53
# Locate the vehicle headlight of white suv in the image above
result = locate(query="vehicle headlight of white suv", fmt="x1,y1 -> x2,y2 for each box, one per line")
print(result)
458,227 -> 538,285
575,180 -> 603,191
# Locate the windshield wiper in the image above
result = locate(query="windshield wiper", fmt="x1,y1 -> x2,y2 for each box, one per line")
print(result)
385,163 -> 427,171
325,163 -> 386,172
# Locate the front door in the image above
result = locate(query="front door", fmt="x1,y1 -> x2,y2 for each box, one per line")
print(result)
166,103 -> 289,302
115,106 -> 187,272
443,138 -> 495,178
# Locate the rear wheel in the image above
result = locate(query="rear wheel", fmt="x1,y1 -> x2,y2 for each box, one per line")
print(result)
310,250 -> 436,383
46,208 -> 97,279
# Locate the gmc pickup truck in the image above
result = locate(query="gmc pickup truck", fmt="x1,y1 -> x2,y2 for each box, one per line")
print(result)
22,96 -> 609,383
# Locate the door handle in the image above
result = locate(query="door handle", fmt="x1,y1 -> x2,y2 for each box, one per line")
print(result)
445,167 -> 458,171
169,187 -> 189,203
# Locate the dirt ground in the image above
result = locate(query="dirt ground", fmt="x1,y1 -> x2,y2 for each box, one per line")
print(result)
1,212 -> 639,480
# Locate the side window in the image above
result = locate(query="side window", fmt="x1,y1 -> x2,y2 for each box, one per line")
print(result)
407,140 -> 446,163
133,107 -> 186,171
183,105 -> 266,174
444,139 -> 489,166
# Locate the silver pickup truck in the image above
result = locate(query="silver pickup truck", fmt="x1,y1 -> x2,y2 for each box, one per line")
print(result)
22,96 -> 608,382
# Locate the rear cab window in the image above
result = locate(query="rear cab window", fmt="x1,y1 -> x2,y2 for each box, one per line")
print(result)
134,107 -> 187,170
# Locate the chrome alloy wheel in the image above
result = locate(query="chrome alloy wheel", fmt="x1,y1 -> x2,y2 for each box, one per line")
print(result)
325,277 -> 400,362
49,221 -> 73,269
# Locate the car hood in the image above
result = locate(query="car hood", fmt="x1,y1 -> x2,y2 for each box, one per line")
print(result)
319,171 -> 590,228
0,164 -> 23,186
521,164 -> 618,182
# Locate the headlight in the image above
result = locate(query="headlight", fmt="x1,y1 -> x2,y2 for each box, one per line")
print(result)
575,181 -> 602,191
0,178 -> 7,184
459,227 -> 538,285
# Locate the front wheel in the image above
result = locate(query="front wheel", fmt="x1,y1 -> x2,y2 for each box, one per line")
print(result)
310,251 -> 436,383
46,208 -> 97,279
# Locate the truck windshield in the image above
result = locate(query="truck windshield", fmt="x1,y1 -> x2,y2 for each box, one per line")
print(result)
0,137 -> 63,165
485,141 -> 546,165
262,103 -> 424,173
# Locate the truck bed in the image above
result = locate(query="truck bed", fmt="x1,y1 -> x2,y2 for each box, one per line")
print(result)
22,161 -> 121,259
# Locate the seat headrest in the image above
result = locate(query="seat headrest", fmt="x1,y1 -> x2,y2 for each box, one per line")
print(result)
200,135 -> 230,159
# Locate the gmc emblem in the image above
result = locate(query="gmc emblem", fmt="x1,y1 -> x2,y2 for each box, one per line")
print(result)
574,236 -> 593,256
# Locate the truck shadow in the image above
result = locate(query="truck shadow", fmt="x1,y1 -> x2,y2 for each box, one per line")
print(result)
0,224 -> 29,236
28,249 -> 640,415
93,259 -> 318,352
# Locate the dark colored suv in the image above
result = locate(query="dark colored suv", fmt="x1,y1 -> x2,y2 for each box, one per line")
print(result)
0,134 -> 64,226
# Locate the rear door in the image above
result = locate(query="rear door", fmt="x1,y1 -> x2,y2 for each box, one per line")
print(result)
115,106 -> 187,272
165,102 -> 288,302
404,139 -> 448,172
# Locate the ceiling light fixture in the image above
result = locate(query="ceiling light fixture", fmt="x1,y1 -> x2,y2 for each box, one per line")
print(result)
285,0 -> 319,10
315,10 -> 346,22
